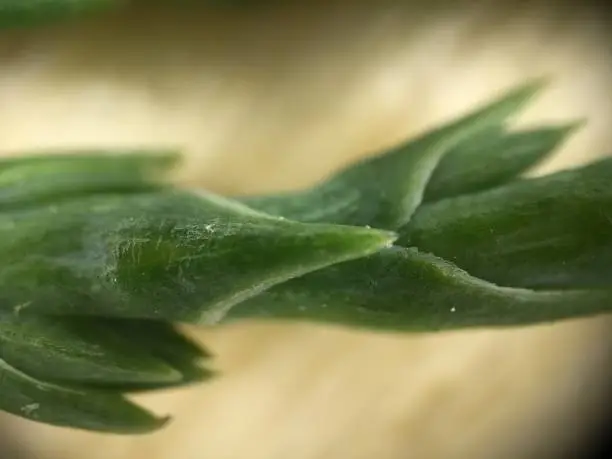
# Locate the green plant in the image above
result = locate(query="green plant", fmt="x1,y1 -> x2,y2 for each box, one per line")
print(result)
0,0 -> 259,29
0,79 -> 611,433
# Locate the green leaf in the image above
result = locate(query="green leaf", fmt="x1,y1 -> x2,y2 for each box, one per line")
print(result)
0,312 -> 186,386
0,358 -> 167,433
82,320 -> 214,392
0,79 -> 608,435
0,151 -> 179,210
240,80 -> 545,229
0,189 -> 395,322
399,157 -> 612,289
424,122 -> 582,202
226,246 -> 612,331
0,0 -> 121,28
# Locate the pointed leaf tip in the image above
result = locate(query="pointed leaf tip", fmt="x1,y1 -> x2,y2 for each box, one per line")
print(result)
0,190 -> 395,323
192,220 -> 397,324
0,358 -> 169,434
81,319 -> 215,392
0,313 -> 186,387
424,119 -> 585,201
239,80 -> 548,230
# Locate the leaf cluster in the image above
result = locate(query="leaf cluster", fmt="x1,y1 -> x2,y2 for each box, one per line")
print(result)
0,80 -> 610,433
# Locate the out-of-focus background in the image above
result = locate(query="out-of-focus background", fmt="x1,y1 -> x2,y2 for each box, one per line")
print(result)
0,1 -> 611,458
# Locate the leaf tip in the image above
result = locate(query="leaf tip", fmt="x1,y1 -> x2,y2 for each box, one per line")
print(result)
322,225 -> 397,258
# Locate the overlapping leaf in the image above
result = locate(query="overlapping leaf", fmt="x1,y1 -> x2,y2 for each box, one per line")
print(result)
0,189 -> 394,321
226,246 -> 612,331
400,156 -> 612,289
0,314 -> 212,431
0,358 -> 168,433
241,80 -> 544,230
0,313 -> 183,385
1,81 -> 611,434
89,320 -> 213,392
423,122 -> 581,202
0,151 -> 394,432
232,81 -> 612,330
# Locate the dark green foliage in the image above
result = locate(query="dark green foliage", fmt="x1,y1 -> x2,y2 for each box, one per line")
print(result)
0,81 -> 610,434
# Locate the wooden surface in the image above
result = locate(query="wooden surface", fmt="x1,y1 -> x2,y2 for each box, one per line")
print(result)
0,2 -> 610,458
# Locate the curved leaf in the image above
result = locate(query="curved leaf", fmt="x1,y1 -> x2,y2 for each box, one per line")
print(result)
240,80 -> 545,229
83,320 -> 214,392
226,246 -> 612,331
424,122 -> 581,202
0,190 -> 395,322
0,313 -> 195,386
0,358 -> 167,433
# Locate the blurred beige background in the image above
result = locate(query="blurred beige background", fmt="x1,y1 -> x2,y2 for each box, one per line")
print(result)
0,1 -> 611,458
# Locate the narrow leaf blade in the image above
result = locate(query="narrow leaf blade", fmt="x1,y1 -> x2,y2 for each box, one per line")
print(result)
0,358 -> 167,434
0,313 -> 184,386
82,320 -> 214,392
240,80 -> 546,229
425,122 -> 582,201
0,151 -> 179,210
